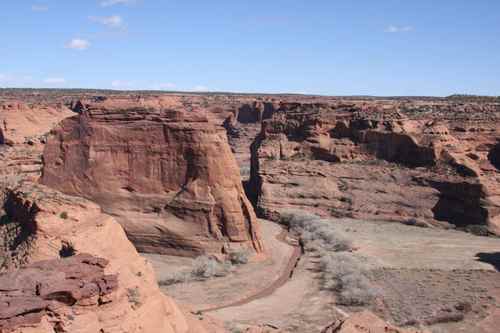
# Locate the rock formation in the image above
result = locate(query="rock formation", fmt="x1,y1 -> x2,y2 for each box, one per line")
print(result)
322,311 -> 430,333
0,183 -> 223,333
0,101 -> 74,183
41,101 -> 264,256
248,101 -> 500,234
0,101 -> 73,146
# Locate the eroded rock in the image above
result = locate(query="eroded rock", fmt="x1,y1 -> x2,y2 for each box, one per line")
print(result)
41,102 -> 264,256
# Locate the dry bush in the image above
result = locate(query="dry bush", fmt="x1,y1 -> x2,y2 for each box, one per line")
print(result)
228,250 -> 250,265
159,252 -> 251,286
279,209 -> 375,307
318,252 -> 377,306
191,255 -> 232,280
158,271 -> 190,286
280,209 -> 353,253
126,287 -> 141,308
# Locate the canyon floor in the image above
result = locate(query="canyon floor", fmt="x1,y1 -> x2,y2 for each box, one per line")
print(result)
146,219 -> 500,333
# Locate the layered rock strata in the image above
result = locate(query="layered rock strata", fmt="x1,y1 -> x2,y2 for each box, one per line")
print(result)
41,102 -> 264,256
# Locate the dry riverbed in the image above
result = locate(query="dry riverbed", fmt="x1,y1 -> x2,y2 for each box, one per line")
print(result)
143,218 -> 500,333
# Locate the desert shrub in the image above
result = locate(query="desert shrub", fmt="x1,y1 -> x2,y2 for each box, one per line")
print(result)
59,211 -> 68,220
159,254 -> 242,286
228,250 -> 249,265
464,224 -> 490,237
279,210 -> 353,253
318,252 -> 376,306
59,242 -> 76,258
191,256 -> 232,280
279,210 -> 376,306
279,209 -> 319,228
159,271 -> 190,286
126,287 -> 141,308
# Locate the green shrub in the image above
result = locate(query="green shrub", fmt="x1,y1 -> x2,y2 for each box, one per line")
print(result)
60,211 -> 68,220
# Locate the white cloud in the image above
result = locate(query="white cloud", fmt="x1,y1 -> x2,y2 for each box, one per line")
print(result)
192,85 -> 209,92
89,15 -> 124,28
44,78 -> 66,84
100,0 -> 136,7
385,25 -> 414,33
31,5 -> 48,12
65,38 -> 90,50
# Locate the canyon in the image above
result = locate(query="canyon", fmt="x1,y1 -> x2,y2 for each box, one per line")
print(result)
0,89 -> 499,333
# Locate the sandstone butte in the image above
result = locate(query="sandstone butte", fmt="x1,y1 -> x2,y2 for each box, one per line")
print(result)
242,100 -> 500,234
41,98 -> 264,257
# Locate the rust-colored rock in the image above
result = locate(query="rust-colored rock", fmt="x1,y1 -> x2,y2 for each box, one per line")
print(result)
0,254 -> 118,332
322,311 -> 430,333
0,101 -> 73,145
248,101 -> 500,234
0,183 -> 224,333
41,101 -> 264,256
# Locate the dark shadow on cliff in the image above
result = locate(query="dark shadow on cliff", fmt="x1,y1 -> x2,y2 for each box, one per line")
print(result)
475,252 -> 500,272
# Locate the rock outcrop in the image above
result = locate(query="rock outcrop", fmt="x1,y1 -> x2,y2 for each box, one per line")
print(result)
0,254 -> 118,332
0,101 -> 74,183
322,311 -> 430,333
248,101 -> 500,233
0,101 -> 73,146
0,183 -> 223,333
41,101 -> 264,256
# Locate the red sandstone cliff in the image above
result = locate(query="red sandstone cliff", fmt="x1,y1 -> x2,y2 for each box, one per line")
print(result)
247,101 -> 500,234
41,102 -> 264,256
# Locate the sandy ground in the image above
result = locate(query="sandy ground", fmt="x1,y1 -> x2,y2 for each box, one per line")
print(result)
143,220 -> 296,311
329,219 -> 500,332
329,219 -> 500,271
144,219 -> 500,333
210,251 -> 343,332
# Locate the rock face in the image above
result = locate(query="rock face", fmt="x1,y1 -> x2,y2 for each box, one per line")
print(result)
322,311 -> 430,333
41,102 -> 264,256
0,101 -> 74,183
0,183 -> 223,333
248,101 -> 500,233
0,101 -> 73,146
0,254 -> 118,332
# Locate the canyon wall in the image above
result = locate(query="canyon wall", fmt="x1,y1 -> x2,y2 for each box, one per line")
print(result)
246,101 -> 500,233
41,101 -> 264,256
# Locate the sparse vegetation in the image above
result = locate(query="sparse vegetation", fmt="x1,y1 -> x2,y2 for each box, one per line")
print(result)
279,209 -> 376,306
159,254 -> 244,286
126,287 -> 141,308
319,252 -> 376,306
228,250 -> 250,265
159,271 -> 190,286
59,211 -> 68,220
280,209 -> 353,253
191,255 -> 232,279
59,241 -> 76,258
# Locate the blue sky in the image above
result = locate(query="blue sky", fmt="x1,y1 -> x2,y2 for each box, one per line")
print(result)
1,0 -> 499,96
